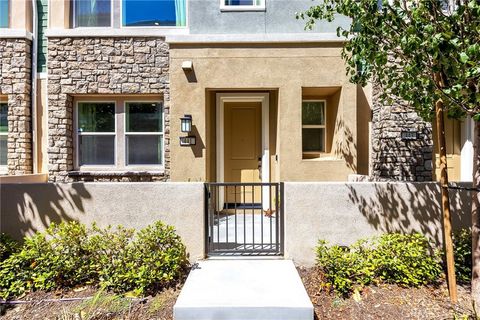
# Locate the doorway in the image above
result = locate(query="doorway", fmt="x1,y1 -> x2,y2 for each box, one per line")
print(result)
216,93 -> 270,209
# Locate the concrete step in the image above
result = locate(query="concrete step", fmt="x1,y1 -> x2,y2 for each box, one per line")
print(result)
173,259 -> 313,320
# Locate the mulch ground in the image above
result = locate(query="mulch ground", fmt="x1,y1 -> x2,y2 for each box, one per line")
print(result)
0,287 -> 180,320
298,266 -> 476,320
1,267 -> 476,319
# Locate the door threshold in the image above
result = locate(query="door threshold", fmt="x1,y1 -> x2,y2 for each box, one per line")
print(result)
224,202 -> 262,210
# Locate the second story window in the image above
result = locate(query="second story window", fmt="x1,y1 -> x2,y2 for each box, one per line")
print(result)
221,0 -> 265,10
0,0 -> 9,28
122,0 -> 186,27
74,0 -> 111,27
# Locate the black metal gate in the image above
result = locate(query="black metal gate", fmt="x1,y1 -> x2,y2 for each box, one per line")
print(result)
205,182 -> 284,256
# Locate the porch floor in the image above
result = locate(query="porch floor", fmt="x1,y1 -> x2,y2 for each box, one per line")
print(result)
173,259 -> 313,320
212,211 -> 278,252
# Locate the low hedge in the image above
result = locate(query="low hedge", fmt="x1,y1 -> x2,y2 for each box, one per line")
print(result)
453,228 -> 472,284
0,221 -> 188,300
0,233 -> 18,262
316,233 -> 443,296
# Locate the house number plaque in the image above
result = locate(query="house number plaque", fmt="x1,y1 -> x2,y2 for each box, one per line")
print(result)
401,131 -> 418,140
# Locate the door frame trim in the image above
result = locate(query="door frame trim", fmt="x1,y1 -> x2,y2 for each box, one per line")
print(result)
216,92 -> 270,207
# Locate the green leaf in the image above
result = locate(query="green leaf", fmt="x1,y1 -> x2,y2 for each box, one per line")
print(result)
459,52 -> 469,63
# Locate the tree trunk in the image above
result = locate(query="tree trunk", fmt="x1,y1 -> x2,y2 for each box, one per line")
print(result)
472,120 -> 480,309
436,100 -> 457,303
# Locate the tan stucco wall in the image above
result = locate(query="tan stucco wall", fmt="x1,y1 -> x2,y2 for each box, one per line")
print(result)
357,84 -> 372,175
169,44 -> 360,182
10,0 -> 32,31
0,182 -> 205,262
0,173 -> 47,183
48,0 -> 70,29
36,78 -> 48,173
284,182 -> 471,266
433,117 -> 462,181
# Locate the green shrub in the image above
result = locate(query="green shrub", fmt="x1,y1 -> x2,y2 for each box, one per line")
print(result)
0,230 -> 50,297
0,233 -> 18,261
371,233 -> 442,286
316,233 -> 442,296
0,222 -> 97,298
453,228 -> 472,284
316,240 -> 374,295
87,224 -> 135,292
96,222 -> 188,295
0,221 -> 188,299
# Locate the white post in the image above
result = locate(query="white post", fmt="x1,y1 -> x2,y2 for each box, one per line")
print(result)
461,116 -> 474,182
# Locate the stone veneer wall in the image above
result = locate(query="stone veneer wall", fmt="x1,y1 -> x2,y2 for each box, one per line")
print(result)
47,37 -> 170,182
371,83 -> 433,181
0,38 -> 33,175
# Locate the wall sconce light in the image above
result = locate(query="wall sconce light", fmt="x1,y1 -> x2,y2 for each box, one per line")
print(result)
180,115 -> 195,146
180,136 -> 196,146
180,114 -> 192,133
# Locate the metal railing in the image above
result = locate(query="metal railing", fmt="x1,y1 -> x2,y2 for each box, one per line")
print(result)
205,182 -> 284,256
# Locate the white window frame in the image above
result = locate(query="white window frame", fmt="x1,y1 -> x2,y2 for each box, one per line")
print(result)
302,99 -> 327,156
0,99 -> 7,173
74,97 -> 164,171
72,0 -> 114,28
220,0 -> 266,11
124,101 -> 164,167
75,100 -> 117,169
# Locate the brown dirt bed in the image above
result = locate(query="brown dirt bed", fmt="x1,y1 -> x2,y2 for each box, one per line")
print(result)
0,287 -> 180,320
1,267 -> 476,319
298,266 -> 476,320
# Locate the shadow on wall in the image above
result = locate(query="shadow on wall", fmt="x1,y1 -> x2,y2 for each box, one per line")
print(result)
189,125 -> 205,158
347,183 -> 470,246
356,84 -> 371,175
0,183 -> 92,240
334,118 -> 357,173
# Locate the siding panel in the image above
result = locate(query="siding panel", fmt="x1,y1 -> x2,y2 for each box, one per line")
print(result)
37,0 -> 48,73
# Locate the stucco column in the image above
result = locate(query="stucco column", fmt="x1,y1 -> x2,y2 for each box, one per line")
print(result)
10,0 -> 32,31
49,0 -> 70,29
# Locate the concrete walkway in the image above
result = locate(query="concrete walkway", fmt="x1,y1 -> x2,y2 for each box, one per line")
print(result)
213,213 -> 277,247
173,260 -> 313,320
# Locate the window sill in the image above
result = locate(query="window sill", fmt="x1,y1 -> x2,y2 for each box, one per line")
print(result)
220,6 -> 266,12
302,154 -> 340,162
68,170 -> 165,177
166,33 -> 344,44
0,28 -> 33,40
45,27 -> 189,38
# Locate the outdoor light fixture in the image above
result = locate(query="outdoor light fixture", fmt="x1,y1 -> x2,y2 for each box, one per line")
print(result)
180,136 -> 196,146
180,115 -> 195,146
181,114 -> 192,133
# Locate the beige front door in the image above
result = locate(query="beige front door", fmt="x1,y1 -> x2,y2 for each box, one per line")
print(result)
224,101 -> 262,204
